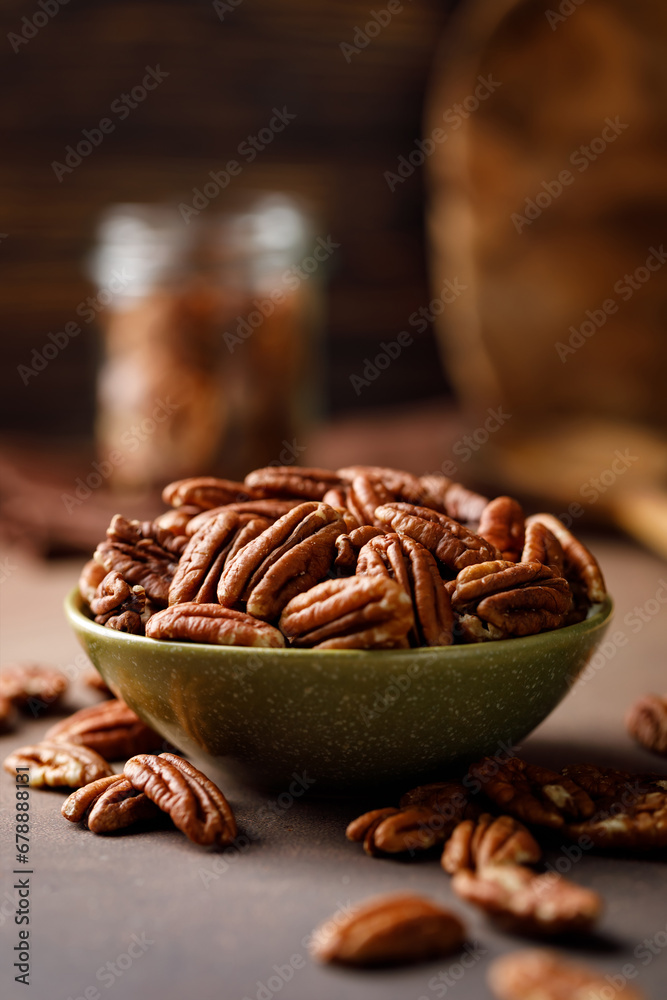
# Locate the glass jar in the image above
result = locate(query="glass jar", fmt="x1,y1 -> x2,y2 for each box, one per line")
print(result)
89,195 -> 322,490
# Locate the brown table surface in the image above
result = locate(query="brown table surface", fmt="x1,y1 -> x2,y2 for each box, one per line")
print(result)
1,538 -> 666,1000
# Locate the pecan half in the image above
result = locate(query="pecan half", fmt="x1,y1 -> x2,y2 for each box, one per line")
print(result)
344,475 -> 395,527
0,663 -> 68,711
162,476 -> 260,509
452,864 -> 602,935
62,773 -> 160,833
153,505 -> 201,534
345,807 -> 400,856
279,576 -> 414,649
442,814 -> 541,874
334,525 -> 384,570
468,757 -> 594,828
4,741 -> 113,788
418,476 -> 489,523
520,521 -> 564,576
45,699 -> 163,760
90,570 -> 146,634
146,603 -> 285,647
476,576 -> 572,637
94,515 -> 188,606
309,894 -> 465,967
357,533 -> 454,646
451,561 -> 555,611
78,559 -> 107,605
375,503 -> 499,573
488,950 -> 647,1000
218,502 -> 346,621
477,497 -> 525,561
562,764 -> 667,849
124,752 -> 237,847
338,465 -> 426,505
168,512 -> 269,605
626,693 -> 667,756
525,514 -> 606,604
185,499 -> 303,535
244,466 -> 342,500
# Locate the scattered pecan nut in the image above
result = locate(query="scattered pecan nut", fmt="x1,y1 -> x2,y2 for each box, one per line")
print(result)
123,752 -> 237,847
244,466 -> 343,500
62,773 -> 160,833
168,511 -> 270,605
45,698 -> 163,760
488,949 -> 646,1000
452,864 -> 602,935
525,514 -> 606,604
4,740 -> 113,788
279,575 -> 414,649
309,893 -> 466,967
374,503 -> 499,574
90,570 -> 146,634
468,757 -> 595,828
94,515 -> 188,606
146,603 -> 285,648
162,476 -> 260,509
562,763 -> 667,849
347,782 -> 471,855
218,502 -> 347,621
345,807 -> 400,856
442,814 -> 541,874
626,693 -> 667,756
357,533 -> 454,646
477,497 -> 525,562
0,663 -> 68,712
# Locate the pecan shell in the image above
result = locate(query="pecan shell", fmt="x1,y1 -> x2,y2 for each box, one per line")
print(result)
244,466 -> 342,500
626,693 -> 667,756
468,757 -> 595,828
452,864 -> 602,936
477,497 -> 525,561
4,740 -> 113,788
0,663 -> 68,710
218,502 -> 346,621
488,949 -> 646,1000
279,576 -> 414,649
525,513 -> 606,604
45,699 -> 163,760
374,503 -> 499,573
146,602 -> 285,647
168,511 -> 269,605
62,773 -> 160,833
357,533 -> 454,646
162,476 -> 260,509
310,894 -> 465,967
124,752 -> 237,847
442,814 -> 541,874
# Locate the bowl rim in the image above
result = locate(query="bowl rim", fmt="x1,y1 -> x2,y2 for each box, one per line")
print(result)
65,586 -> 614,659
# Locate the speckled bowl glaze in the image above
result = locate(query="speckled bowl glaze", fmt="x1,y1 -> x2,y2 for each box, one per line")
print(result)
65,588 -> 612,791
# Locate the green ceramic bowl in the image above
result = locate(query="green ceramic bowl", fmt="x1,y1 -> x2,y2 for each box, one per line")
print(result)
65,588 -> 612,791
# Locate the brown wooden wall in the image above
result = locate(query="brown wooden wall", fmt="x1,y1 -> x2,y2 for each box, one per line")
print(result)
0,0 -> 459,438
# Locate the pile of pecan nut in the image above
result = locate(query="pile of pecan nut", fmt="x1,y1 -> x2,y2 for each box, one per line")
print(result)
78,465 -> 607,649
